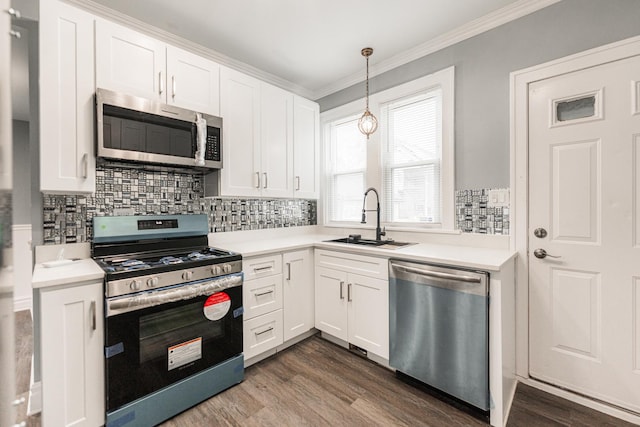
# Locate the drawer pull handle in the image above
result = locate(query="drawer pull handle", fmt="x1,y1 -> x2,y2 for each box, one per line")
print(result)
254,266 -> 272,272
90,300 -> 96,331
255,326 -> 274,336
339,281 -> 344,299
347,283 -> 352,302
254,290 -> 274,297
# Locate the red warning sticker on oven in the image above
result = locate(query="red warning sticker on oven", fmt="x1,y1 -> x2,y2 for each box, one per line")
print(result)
203,292 -> 231,321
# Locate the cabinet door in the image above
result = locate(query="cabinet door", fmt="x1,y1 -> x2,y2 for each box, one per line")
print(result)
314,267 -> 348,341
96,19 -> 166,101
166,46 -> 220,116
283,249 -> 314,341
347,273 -> 389,359
220,67 -> 261,196
41,282 -> 104,427
293,96 -> 319,199
40,0 -> 96,193
260,83 -> 293,198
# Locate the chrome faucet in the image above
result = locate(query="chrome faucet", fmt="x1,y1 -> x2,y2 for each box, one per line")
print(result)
361,187 -> 386,241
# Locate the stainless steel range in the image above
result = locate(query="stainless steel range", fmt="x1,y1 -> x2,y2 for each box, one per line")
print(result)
92,214 -> 244,427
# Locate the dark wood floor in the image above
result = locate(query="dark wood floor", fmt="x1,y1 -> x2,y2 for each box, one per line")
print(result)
14,310 -> 636,426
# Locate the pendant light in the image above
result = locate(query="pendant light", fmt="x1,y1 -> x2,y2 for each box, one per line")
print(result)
357,47 -> 378,139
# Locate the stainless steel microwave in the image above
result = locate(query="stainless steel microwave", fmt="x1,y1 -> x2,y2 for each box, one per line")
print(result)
96,88 -> 222,170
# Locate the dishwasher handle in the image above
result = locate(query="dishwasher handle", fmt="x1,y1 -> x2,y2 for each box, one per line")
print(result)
393,264 -> 481,283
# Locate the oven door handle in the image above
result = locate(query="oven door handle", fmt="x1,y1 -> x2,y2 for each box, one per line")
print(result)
106,273 -> 243,317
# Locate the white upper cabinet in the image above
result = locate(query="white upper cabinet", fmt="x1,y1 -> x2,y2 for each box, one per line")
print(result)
40,0 -> 96,193
166,47 -> 220,116
220,67 -> 318,199
293,96 -> 319,199
96,20 -> 220,116
95,19 -> 165,102
260,83 -> 293,198
220,66 -> 261,196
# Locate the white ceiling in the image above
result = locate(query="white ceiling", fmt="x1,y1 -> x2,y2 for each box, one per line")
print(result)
88,0 -> 557,99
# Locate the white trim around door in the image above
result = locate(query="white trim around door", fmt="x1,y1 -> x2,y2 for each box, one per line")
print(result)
510,34 -> 640,425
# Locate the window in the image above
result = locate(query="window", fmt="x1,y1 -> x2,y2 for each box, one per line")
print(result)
383,90 -> 442,224
327,115 -> 367,222
322,66 -> 454,230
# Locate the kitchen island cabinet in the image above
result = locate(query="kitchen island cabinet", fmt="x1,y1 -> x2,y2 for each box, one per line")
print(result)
40,0 -> 96,194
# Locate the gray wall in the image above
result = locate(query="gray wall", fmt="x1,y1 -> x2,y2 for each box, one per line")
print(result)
317,0 -> 640,189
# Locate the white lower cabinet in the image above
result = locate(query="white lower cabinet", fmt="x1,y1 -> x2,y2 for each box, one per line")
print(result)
244,310 -> 284,360
314,250 -> 389,359
40,281 -> 104,427
243,254 -> 284,360
283,249 -> 314,341
242,249 -> 315,362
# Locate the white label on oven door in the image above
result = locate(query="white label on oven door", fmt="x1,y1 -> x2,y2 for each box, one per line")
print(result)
203,292 -> 231,321
168,337 -> 202,371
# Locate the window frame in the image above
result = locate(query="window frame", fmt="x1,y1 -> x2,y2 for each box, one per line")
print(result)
320,66 -> 455,231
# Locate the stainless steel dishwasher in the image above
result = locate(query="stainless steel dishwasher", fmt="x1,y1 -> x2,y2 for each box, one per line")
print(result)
389,259 -> 490,412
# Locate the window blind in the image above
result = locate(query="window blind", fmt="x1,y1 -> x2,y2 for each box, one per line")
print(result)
328,116 -> 367,222
383,90 -> 442,224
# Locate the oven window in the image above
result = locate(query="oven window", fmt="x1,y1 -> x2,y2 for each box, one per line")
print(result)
139,300 -> 224,364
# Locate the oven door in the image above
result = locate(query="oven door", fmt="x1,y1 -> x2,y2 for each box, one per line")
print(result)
104,275 -> 243,412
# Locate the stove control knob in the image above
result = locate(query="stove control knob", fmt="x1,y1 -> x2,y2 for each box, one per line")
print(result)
146,277 -> 159,288
182,271 -> 193,281
129,279 -> 141,291
211,265 -> 222,275
223,264 -> 232,273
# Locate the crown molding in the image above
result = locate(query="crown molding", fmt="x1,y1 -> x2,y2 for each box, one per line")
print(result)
62,0 -> 315,99
312,0 -> 562,100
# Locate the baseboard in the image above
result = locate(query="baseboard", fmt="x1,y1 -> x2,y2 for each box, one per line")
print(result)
502,377 -> 518,426
13,295 -> 32,312
518,377 -> 640,425
27,379 -> 41,416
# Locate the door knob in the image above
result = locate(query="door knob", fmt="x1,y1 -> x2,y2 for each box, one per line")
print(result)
533,228 -> 547,238
533,248 -> 561,259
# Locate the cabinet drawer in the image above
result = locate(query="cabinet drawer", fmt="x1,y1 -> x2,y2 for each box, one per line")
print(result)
243,275 -> 283,320
243,309 -> 283,360
243,254 -> 282,280
315,249 -> 388,280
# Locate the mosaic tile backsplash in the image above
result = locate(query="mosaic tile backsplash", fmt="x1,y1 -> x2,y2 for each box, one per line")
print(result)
455,188 -> 510,235
42,164 -> 317,244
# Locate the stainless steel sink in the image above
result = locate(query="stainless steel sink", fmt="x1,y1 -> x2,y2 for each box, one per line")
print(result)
325,237 -> 416,250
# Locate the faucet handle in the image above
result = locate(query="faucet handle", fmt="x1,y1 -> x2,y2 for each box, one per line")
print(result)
380,227 -> 386,237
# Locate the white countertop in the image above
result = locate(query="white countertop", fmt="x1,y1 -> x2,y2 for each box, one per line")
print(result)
213,233 -> 516,271
32,259 -> 104,289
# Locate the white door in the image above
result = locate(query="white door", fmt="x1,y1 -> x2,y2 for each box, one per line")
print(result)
529,54 -> 640,412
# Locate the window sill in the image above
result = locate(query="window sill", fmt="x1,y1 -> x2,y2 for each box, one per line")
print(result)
323,223 -> 461,235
